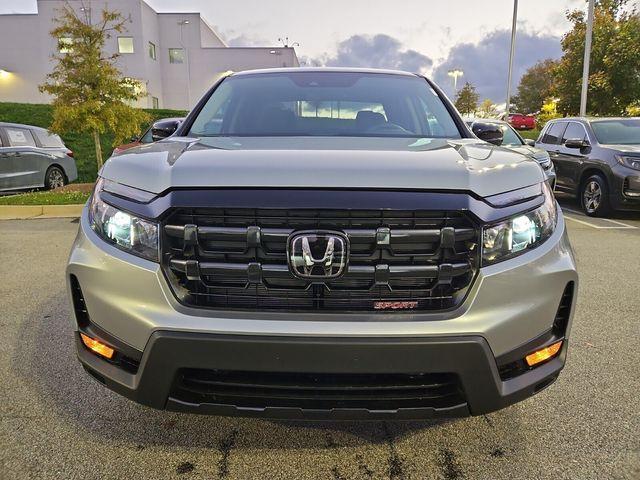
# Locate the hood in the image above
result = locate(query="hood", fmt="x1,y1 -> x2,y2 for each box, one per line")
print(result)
601,144 -> 640,153
506,144 -> 550,162
101,136 -> 544,198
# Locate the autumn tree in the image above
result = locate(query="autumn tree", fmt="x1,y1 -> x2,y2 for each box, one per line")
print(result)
454,82 -> 479,116
512,59 -> 558,114
478,99 -> 498,118
39,4 -> 150,169
555,0 -> 640,116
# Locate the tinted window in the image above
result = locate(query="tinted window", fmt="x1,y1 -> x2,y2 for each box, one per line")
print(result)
541,122 -> 567,144
33,130 -> 64,148
189,72 -> 461,138
5,127 -> 36,147
562,122 -> 586,144
591,119 -> 640,145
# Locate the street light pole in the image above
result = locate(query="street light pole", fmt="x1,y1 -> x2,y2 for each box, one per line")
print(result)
447,69 -> 464,91
178,20 -> 192,108
505,0 -> 518,116
580,0 -> 595,117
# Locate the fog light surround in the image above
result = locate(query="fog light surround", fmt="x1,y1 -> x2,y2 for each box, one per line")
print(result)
80,333 -> 115,360
525,340 -> 563,367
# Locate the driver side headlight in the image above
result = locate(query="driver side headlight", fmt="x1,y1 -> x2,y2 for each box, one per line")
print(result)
482,182 -> 557,265
88,178 -> 159,262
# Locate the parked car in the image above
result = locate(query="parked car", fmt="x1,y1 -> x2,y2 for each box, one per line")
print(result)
536,117 -> 640,216
467,118 -> 556,189
68,68 -> 577,420
0,122 -> 77,191
502,112 -> 536,130
112,117 -> 184,155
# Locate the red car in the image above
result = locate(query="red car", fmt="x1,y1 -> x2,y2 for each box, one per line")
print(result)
505,112 -> 536,130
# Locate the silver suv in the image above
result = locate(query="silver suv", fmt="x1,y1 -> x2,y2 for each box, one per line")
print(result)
67,69 -> 578,420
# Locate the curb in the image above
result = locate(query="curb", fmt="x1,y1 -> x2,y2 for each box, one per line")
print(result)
0,204 -> 84,220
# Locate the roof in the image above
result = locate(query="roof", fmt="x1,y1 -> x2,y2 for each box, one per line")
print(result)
551,116 -> 640,123
232,67 -> 419,77
0,121 -> 49,131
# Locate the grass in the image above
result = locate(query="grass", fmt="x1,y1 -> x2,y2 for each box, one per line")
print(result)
0,190 -> 90,205
0,102 -> 187,183
519,129 -> 541,140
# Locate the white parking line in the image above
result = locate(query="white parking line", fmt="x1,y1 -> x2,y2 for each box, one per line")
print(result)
563,209 -> 638,229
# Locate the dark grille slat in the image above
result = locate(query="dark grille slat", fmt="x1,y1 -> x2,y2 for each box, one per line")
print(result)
162,206 -> 478,312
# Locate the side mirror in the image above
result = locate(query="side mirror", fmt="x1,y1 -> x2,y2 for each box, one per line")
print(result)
564,138 -> 590,149
472,122 -> 503,146
151,120 -> 180,142
524,139 -> 536,147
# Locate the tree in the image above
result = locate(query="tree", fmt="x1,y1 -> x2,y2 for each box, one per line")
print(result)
512,59 -> 558,114
554,0 -> 640,116
478,99 -> 498,118
39,4 -> 150,169
454,82 -> 479,116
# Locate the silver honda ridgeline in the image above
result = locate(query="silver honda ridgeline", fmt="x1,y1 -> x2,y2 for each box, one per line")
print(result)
67,68 -> 578,420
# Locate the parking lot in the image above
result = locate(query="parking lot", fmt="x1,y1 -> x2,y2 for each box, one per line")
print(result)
0,199 -> 638,480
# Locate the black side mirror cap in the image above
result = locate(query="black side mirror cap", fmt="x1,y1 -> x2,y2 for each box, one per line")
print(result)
471,122 -> 504,146
151,120 -> 181,142
564,138 -> 590,149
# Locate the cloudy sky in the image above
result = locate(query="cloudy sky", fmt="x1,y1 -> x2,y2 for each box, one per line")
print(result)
2,0 -> 592,102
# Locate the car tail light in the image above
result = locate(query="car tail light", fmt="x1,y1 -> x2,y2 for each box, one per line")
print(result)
66,150 -> 74,158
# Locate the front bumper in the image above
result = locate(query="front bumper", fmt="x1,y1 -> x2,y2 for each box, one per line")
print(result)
68,206 -> 578,419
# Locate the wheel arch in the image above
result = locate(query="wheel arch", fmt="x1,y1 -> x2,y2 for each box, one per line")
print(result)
44,163 -> 69,185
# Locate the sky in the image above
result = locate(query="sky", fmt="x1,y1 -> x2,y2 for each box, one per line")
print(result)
1,0 -> 596,102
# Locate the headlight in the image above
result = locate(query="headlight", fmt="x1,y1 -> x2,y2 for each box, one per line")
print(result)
482,182 -> 557,265
616,155 -> 640,171
88,178 -> 159,262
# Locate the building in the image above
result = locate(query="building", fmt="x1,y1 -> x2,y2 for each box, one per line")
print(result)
0,0 -> 299,110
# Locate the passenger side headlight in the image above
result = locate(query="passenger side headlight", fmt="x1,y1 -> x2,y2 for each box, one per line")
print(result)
616,155 -> 640,171
482,182 -> 557,265
88,178 -> 159,262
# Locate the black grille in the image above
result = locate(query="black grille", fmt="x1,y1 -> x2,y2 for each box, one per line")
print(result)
161,207 -> 479,311
171,369 -> 465,410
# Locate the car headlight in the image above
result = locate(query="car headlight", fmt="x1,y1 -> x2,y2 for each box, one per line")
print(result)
482,182 -> 557,265
88,178 -> 159,262
616,155 -> 640,171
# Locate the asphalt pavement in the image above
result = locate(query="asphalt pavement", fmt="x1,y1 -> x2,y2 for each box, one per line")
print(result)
0,204 -> 638,480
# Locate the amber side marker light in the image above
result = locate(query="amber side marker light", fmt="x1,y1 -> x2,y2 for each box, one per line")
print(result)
525,340 -> 563,367
80,333 -> 115,360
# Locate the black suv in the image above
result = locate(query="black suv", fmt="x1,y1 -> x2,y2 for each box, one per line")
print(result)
536,117 -> 640,216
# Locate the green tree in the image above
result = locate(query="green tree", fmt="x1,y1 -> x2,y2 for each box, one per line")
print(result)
512,59 -> 558,114
555,0 -> 640,116
454,82 -> 479,116
39,4 -> 150,169
478,99 -> 498,118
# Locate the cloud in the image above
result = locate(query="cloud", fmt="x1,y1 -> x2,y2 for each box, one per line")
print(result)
313,34 -> 433,73
432,29 -> 562,102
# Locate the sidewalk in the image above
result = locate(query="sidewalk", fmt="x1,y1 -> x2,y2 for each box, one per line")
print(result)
0,204 -> 84,220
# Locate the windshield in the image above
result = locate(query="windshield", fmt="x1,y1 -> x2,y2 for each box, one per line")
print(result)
499,124 -> 523,146
591,119 -> 640,145
189,72 -> 461,138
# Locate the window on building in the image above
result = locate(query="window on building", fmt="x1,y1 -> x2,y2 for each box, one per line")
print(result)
148,42 -> 156,60
152,97 -> 159,109
169,48 -> 184,64
59,37 -> 73,53
118,37 -> 134,54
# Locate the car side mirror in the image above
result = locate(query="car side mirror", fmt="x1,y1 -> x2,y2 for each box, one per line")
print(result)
471,122 -> 503,146
151,121 -> 180,142
564,138 -> 590,149
524,139 -> 536,147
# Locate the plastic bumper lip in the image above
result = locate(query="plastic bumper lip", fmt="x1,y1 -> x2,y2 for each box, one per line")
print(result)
76,331 -> 567,419
67,207 -> 578,359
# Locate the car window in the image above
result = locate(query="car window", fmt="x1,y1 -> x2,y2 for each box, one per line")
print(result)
562,122 -> 586,144
140,127 -> 154,143
499,124 -> 523,146
33,130 -> 65,148
190,72 -> 462,138
541,122 -> 566,145
5,127 -> 36,147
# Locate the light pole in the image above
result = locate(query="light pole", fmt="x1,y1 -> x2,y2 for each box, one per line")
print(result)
447,69 -> 464,91
505,0 -> 518,116
178,20 -> 192,108
580,0 -> 595,116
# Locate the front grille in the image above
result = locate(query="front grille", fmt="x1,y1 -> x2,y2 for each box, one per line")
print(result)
171,369 -> 466,410
161,207 -> 479,312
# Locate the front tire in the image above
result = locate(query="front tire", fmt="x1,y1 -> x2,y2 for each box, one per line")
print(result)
44,166 -> 66,190
580,174 -> 610,217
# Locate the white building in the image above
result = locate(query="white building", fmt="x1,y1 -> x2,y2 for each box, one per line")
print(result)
0,0 -> 299,110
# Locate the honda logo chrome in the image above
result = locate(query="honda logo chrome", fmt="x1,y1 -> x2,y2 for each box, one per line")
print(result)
288,231 -> 349,280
